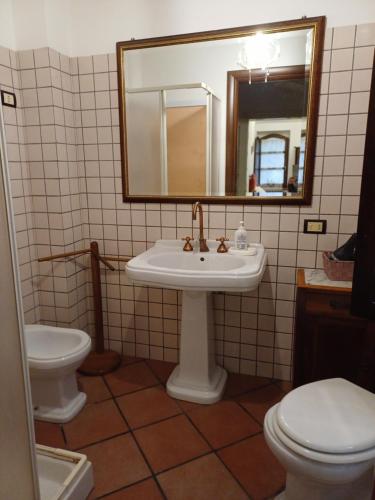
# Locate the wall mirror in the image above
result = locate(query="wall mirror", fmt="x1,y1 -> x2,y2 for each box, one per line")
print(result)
117,16 -> 325,204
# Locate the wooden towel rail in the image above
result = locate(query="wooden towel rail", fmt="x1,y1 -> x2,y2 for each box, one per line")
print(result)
38,240 -> 132,375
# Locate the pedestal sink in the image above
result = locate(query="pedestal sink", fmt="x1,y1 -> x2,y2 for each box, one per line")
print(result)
126,240 -> 267,404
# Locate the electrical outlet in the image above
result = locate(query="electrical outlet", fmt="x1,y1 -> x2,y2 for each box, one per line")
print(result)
1,90 -> 17,108
303,219 -> 327,234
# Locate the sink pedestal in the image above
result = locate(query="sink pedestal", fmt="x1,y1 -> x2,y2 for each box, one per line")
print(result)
167,291 -> 227,404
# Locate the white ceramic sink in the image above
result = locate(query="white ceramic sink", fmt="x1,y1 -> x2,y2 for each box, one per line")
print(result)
126,239 -> 267,405
126,240 -> 266,291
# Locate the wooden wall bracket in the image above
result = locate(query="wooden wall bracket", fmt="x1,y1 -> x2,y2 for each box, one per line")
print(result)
38,241 -> 131,375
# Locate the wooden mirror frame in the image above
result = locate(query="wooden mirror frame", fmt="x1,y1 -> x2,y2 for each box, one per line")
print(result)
117,16 -> 325,205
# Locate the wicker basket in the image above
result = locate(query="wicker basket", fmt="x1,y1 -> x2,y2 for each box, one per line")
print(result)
322,251 -> 354,281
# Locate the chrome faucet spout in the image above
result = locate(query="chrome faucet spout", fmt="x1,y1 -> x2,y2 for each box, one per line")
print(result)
192,201 -> 209,252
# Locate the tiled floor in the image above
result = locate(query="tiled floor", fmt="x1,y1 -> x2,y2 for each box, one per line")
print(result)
34,357 -> 290,499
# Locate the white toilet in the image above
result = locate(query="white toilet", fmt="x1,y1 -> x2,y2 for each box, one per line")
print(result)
264,378 -> 375,500
25,324 -> 91,423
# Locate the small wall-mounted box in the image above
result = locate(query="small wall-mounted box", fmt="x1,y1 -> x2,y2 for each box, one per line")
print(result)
1,90 -> 17,108
303,219 -> 327,234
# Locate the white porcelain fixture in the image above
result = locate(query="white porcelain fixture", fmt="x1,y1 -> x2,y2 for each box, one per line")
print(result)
37,444 -> 93,500
264,378 -> 375,500
25,324 -> 91,423
127,239 -> 266,404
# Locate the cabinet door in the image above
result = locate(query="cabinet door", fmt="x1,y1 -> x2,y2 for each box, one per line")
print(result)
303,315 -> 368,384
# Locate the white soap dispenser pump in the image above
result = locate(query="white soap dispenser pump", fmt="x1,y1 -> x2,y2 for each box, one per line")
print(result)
234,221 -> 248,250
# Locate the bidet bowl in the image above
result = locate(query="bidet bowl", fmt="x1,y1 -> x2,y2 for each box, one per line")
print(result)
25,324 -> 91,375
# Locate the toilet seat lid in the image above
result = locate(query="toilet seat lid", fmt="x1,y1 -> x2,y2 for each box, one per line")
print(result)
277,378 -> 375,454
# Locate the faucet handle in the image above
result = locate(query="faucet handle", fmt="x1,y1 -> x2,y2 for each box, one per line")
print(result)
216,236 -> 229,253
182,236 -> 194,252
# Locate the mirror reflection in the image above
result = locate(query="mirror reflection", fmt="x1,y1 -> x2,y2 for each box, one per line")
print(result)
228,66 -> 309,196
118,19 -> 324,202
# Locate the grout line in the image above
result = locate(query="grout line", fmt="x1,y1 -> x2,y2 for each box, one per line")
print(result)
101,374 -> 168,500
179,402 -> 253,498
95,477 -> 161,499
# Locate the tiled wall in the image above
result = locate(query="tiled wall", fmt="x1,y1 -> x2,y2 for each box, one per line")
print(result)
0,22 -> 374,380
0,46 -> 40,323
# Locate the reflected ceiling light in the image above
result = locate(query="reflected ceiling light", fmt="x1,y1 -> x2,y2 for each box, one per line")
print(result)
238,32 -> 280,83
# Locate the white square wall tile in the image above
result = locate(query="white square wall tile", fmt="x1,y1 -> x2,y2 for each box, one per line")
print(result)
330,48 -> 353,71
323,156 -> 344,176
355,23 -> 375,46
347,114 -> 368,134
332,25 -> 356,49
93,54 -> 109,73
324,28 -> 333,50
341,196 -> 360,215
279,213 -> 299,232
278,232 -> 298,249
325,115 -> 348,135
351,69 -> 372,92
342,176 -> 362,196
297,250 -> 316,268
328,71 -> 352,94
320,196 -> 341,214
324,136 -> 346,156
33,48 -> 50,68
346,135 -> 366,155
339,215 -> 358,234
349,92 -> 370,114
78,56 -> 93,74
353,47 -> 375,69
321,176 -> 343,195
261,213 -> 280,231
319,94 -> 328,115
322,51 -> 331,73
320,73 -> 329,94
278,249 -> 297,267
327,93 -> 350,115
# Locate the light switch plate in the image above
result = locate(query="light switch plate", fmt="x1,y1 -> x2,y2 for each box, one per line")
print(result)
303,219 -> 327,234
1,90 -> 17,108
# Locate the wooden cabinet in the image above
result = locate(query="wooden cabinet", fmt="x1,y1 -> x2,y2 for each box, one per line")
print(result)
293,269 -> 375,391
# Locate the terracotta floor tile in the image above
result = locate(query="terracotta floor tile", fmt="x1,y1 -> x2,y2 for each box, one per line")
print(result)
187,400 -> 261,449
134,414 -> 210,473
82,434 -> 151,498
78,376 -> 112,404
34,421 -> 65,448
275,380 -> 293,393
64,399 -> 128,449
237,384 -> 285,425
158,453 -> 248,500
103,479 -> 163,499
146,359 -> 176,384
105,362 -> 158,397
117,385 -> 181,429
122,355 -> 143,365
176,399 -> 205,413
224,372 -> 272,398
218,433 -> 286,499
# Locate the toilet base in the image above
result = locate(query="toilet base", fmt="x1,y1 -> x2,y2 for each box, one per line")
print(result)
279,470 -> 374,500
30,370 -> 87,423
34,391 -> 87,424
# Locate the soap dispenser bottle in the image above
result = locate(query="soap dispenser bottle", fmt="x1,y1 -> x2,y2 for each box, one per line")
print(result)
234,221 -> 248,250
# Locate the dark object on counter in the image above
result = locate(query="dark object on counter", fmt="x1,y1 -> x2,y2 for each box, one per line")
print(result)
248,173 -> 257,192
330,234 -> 357,261
287,176 -> 298,193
